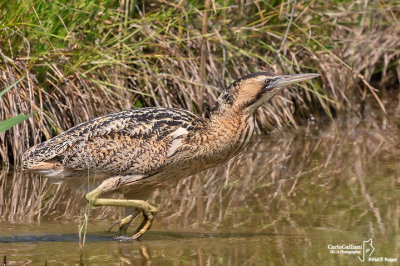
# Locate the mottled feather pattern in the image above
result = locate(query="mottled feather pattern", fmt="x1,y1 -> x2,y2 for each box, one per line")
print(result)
23,107 -> 252,189
23,108 -> 209,176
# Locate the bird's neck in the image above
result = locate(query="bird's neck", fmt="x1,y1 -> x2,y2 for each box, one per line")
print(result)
209,104 -> 251,124
207,108 -> 255,148
175,108 -> 255,171
209,107 -> 244,124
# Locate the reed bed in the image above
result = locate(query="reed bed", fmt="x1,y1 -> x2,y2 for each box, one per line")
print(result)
0,0 -> 399,164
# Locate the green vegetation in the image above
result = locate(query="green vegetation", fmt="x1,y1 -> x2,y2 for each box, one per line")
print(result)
78,168 -> 95,249
0,78 -> 35,132
0,0 -> 399,164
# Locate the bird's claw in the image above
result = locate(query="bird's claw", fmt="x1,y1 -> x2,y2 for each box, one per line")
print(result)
107,211 -> 140,234
131,208 -> 157,240
108,207 -> 156,240
107,220 -> 123,233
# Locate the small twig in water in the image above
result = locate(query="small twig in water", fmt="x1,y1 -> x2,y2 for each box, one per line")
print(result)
78,165 -> 94,249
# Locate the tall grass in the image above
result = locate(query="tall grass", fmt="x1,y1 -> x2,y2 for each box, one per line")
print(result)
0,0 -> 399,164
0,78 -> 35,133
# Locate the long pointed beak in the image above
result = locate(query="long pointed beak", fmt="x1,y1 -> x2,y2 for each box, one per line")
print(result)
274,73 -> 320,88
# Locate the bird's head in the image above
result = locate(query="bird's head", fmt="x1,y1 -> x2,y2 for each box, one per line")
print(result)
211,72 -> 320,115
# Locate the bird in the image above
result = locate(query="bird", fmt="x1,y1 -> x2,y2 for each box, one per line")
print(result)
22,72 -> 319,240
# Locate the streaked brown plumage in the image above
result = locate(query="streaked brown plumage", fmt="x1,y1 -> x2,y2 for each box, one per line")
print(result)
22,72 -> 319,240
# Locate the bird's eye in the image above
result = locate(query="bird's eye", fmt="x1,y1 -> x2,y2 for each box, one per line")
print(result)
263,78 -> 276,90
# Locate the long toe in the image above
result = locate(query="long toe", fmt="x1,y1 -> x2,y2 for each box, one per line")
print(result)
132,208 -> 157,239
108,219 -> 123,233
118,214 -> 137,236
108,210 -> 140,234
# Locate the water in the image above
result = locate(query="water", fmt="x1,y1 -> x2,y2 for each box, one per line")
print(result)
1,110 -> 399,265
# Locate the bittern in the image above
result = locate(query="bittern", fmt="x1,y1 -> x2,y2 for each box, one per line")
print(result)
22,72 -> 319,240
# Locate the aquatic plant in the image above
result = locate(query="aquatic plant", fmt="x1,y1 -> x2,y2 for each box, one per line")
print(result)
0,79 -> 35,133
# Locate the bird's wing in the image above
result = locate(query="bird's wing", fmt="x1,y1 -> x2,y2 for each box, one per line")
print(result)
23,107 -> 204,176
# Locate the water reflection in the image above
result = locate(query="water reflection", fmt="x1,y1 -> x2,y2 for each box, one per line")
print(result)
0,110 -> 399,264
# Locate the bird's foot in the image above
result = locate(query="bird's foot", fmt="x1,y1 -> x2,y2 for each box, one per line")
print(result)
108,205 -> 157,240
131,206 -> 158,240
107,211 -> 140,235
85,185 -> 158,240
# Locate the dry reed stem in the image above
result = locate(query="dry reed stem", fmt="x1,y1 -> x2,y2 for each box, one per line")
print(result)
0,2 -> 399,166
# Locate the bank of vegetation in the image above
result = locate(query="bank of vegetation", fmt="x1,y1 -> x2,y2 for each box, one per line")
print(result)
1,0 -> 399,164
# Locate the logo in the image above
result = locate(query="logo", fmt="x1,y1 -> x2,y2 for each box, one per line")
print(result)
328,238 -> 397,263
358,239 -> 374,262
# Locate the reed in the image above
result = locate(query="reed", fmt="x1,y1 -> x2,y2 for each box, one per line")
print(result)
0,79 -> 35,133
0,0 -> 398,164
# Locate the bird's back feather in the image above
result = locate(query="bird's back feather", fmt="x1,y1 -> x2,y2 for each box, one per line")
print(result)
23,107 -> 206,178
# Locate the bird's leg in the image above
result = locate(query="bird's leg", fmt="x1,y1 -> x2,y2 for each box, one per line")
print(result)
85,177 -> 158,240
